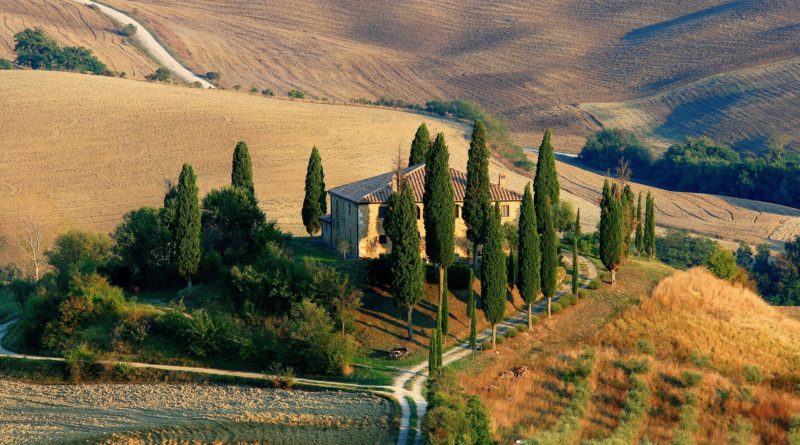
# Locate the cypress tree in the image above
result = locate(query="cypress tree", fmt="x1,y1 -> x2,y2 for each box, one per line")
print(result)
481,203 -> 506,348
428,328 -> 439,374
408,123 -> 430,166
467,268 -> 477,349
635,192 -> 644,255
441,267 -> 450,344
572,209 -> 581,295
517,183 -> 541,330
540,196 -> 559,318
231,141 -> 254,194
175,164 -> 201,294
506,253 -> 517,289
533,129 -> 560,232
385,181 -> 425,340
423,133 -> 455,311
600,180 -> 623,283
301,147 -> 326,236
463,121 -> 492,272
645,192 -> 656,259
621,185 -> 635,258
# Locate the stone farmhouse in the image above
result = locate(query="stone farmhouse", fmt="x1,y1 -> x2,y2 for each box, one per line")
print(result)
321,164 -> 523,259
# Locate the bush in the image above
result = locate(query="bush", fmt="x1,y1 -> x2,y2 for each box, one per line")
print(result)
582,375 -> 651,445
682,371 -> 703,388
742,365 -> 763,385
505,328 -> 517,339
495,335 -> 505,345
672,392 -> 699,445
14,28 -> 109,74
577,290 -> 588,299
261,88 -> 274,96
287,89 -> 305,99
550,302 -> 563,313
118,24 -> 137,37
789,416 -> 800,445
480,340 -> 493,351
614,357 -> 650,375
707,247 -> 738,280
365,255 -> 391,286
447,263 -> 472,290
64,343 -> 100,382
146,67 -> 171,82
689,351 -> 711,368
0,288 -> 22,322
206,71 -> 221,81
529,315 -> 540,326
561,293 -> 577,306
0,59 -> 14,70
515,324 -> 528,334
637,339 -> 655,355
423,369 -> 492,445
588,278 -> 601,290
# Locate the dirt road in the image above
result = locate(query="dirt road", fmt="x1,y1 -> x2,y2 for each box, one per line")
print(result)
66,0 -> 214,88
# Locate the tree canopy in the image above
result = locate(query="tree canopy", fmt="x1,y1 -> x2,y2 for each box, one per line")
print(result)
302,147 -> 326,235
533,129 -> 560,230
409,123 -> 431,166
231,141 -> 254,194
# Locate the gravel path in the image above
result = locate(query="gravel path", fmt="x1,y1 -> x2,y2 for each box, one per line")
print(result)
66,0 -> 214,88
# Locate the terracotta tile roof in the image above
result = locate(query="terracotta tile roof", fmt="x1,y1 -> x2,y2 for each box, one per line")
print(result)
329,164 -> 523,204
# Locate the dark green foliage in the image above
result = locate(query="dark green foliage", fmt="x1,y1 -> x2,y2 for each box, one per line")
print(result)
287,89 -> 305,99
146,67 -> 171,82
174,164 -> 202,285
463,121 -> 492,251
482,204 -> 506,346
745,238 -> 800,305
578,128 -> 652,174
682,371 -> 703,388
533,129 -> 560,231
14,28 -> 108,74
111,207 -> 173,289
736,242 -> 753,268
620,185 -> 635,256
468,268 -> 477,349
655,230 -> 717,269
64,344 -> 101,382
517,184 -> 541,308
446,263 -> 472,289
429,328 -> 440,374
742,365 -> 763,385
231,141 -> 255,194
635,192 -> 644,255
423,369 -> 493,445
645,192 -> 656,258
384,181 -> 424,340
201,186 -> 268,270
506,253 -> 516,289
302,147 -> 326,236
409,123 -> 431,166
0,59 -> 14,70
229,242 -> 300,313
599,180 -> 623,281
423,133 -> 456,268
707,247 -> 738,280
46,230 -> 112,292
289,299 -> 356,374
540,196 -> 559,308
206,71 -> 221,81
441,268 -> 450,338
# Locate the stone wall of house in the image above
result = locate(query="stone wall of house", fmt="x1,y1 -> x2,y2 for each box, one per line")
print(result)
330,194 -> 360,257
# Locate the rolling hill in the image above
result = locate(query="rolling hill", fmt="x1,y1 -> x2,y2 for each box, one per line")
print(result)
69,0 -> 800,152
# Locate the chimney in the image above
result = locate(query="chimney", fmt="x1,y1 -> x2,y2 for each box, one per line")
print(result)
497,173 -> 506,188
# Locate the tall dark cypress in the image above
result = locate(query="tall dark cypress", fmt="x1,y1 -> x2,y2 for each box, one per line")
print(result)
428,328 -> 439,374
467,268 -> 477,349
572,209 -> 580,295
463,121 -> 492,272
408,123 -> 431,166
540,196 -> 559,318
517,183 -> 541,330
231,141 -> 254,194
600,180 -> 623,283
423,133 -> 455,311
635,192 -> 644,255
482,203 -> 506,348
645,192 -> 656,259
175,164 -> 201,294
621,185 -> 635,258
441,267 -> 450,344
385,181 -> 425,340
533,129 -> 560,231
301,147 -> 326,236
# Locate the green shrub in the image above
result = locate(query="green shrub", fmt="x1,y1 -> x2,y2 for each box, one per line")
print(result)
110,362 -> 135,381
578,289 -> 589,299
64,343 -> 100,382
0,59 -> 14,70
530,315 -> 540,325
287,89 -> 305,99
118,24 -> 137,37
738,386 -> 755,402
206,71 -> 221,81
447,262 -> 472,290
672,391 -> 699,445
682,371 -> 703,388
561,293 -> 577,306
689,351 -> 710,368
614,358 -> 650,375
262,88 -> 274,96
551,302 -> 563,313
423,369 -> 492,445
0,288 -> 22,322
14,28 -> 109,75
742,365 -> 763,385
789,416 -> 800,445
515,324 -> 528,334
582,375 -> 651,445
495,335 -> 505,345
637,339 -> 655,355
729,416 -> 753,445
588,278 -> 601,290
146,67 -> 171,82
505,328 -> 517,339
480,340 -> 493,351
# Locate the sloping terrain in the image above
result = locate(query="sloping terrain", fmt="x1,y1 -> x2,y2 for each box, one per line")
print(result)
85,0 -> 800,150
0,0 -> 157,79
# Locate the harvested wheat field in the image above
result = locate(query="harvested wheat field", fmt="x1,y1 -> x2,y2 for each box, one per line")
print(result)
0,0 -> 157,79
88,0 -> 800,150
0,380 -> 394,444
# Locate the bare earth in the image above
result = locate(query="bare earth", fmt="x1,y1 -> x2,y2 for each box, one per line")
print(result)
0,380 -> 393,444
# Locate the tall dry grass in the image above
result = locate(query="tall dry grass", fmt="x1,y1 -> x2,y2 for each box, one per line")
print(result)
597,268 -> 800,381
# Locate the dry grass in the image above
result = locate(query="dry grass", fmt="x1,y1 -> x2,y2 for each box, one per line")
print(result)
0,0 -> 157,79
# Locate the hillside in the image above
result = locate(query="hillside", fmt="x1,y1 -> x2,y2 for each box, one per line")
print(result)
458,264 -> 800,444
0,0 -> 157,79
77,0 -> 800,151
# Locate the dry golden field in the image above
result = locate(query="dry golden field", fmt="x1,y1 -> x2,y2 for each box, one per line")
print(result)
82,0 -> 800,151
0,0 -> 157,79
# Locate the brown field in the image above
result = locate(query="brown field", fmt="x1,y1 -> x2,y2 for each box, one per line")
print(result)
67,0 -> 800,151
457,263 -> 800,444
0,0 -> 157,79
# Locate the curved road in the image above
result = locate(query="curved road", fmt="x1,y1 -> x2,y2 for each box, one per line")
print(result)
67,0 -> 214,88
0,256 -> 596,445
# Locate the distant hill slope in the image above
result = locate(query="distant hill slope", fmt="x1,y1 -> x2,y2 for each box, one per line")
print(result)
0,0 -> 156,79
83,0 -> 800,152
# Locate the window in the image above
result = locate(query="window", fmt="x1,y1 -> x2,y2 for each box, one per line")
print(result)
416,205 -> 421,220
455,205 -> 461,218
501,205 -> 510,217
378,206 -> 388,218
379,235 -> 388,244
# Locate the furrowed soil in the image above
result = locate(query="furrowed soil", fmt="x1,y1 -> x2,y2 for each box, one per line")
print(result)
0,380 -> 394,444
